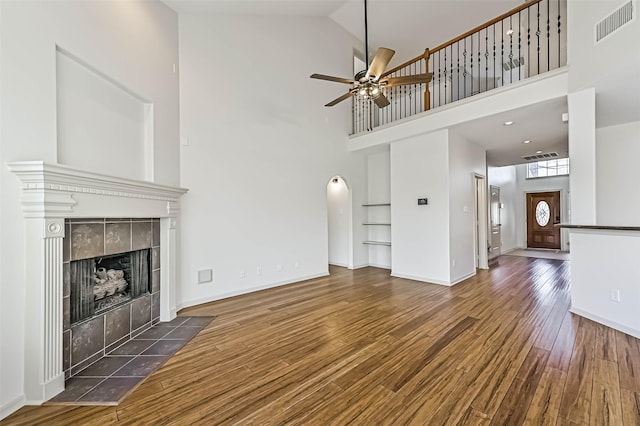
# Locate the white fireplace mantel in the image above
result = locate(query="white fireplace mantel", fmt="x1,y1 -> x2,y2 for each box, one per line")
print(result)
8,161 -> 188,405
8,161 -> 188,218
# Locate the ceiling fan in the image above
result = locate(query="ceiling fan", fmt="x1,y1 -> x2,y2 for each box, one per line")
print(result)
310,0 -> 432,108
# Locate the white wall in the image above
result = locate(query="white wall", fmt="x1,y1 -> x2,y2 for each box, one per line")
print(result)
56,50 -> 148,181
570,230 -> 640,338
487,164 -> 570,252
391,130 -> 451,284
448,133 -> 486,283
327,177 -> 351,267
487,166 -> 518,252
596,121 -> 640,225
0,0 -> 179,418
177,13 -> 368,308
568,0 -> 640,91
514,164 -> 570,250
366,149 -> 392,269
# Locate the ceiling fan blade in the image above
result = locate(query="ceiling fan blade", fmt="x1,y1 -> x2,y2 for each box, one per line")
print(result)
325,91 -> 354,107
365,47 -> 395,81
381,73 -> 434,87
373,93 -> 390,108
310,74 -> 358,84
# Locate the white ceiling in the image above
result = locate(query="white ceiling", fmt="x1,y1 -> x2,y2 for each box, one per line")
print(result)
164,0 -> 346,17
328,0 -> 521,68
165,0 -> 523,68
452,97 -> 568,167
163,0 -> 640,167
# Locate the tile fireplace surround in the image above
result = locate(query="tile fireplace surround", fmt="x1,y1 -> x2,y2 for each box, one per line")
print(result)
63,218 -> 161,379
9,161 -> 188,405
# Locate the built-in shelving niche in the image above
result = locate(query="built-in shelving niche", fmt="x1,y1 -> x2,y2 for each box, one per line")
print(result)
362,203 -> 391,247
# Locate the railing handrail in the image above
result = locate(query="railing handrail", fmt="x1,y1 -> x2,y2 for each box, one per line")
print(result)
381,0 -> 544,77
430,0 -> 544,54
354,0 -> 563,134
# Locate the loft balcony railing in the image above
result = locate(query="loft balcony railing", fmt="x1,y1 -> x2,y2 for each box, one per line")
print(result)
352,0 -> 567,135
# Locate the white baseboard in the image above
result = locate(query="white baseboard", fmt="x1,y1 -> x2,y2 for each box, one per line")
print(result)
329,261 -> 349,268
450,271 -> 476,285
570,306 -> 640,339
350,263 -> 369,270
368,263 -> 391,270
390,272 -> 452,286
1,394 -> 25,421
176,272 -> 329,311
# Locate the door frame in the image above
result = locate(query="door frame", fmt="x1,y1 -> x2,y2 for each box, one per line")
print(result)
523,188 -> 568,251
474,174 -> 489,269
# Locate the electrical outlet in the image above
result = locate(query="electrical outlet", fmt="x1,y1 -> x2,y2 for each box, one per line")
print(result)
294,261 -> 300,269
240,270 -> 246,279
197,269 -> 213,284
256,266 -> 262,276
277,263 -> 282,272
610,289 -> 621,303
452,259 -> 456,268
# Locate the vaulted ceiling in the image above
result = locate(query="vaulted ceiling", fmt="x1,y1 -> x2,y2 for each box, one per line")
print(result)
165,0 -> 522,69
164,0 -> 640,167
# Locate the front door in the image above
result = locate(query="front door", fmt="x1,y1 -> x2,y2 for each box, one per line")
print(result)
526,191 -> 561,249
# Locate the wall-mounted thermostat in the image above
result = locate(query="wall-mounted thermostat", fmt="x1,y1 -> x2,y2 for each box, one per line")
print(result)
418,198 -> 428,205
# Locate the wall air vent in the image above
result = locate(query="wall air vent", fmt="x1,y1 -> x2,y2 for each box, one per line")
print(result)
595,0 -> 634,43
522,152 -> 559,161
503,57 -> 525,71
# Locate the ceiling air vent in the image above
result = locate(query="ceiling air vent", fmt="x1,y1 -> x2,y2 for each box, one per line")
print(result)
596,0 -> 634,43
522,152 -> 559,161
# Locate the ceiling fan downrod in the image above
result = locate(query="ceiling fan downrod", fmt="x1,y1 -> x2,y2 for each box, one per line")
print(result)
364,0 -> 369,69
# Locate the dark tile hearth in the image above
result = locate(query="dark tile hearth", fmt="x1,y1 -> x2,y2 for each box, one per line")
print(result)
49,316 -> 214,405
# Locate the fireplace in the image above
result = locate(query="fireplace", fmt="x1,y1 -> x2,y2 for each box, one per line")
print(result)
9,161 -> 187,404
71,249 -> 151,323
63,218 -> 161,378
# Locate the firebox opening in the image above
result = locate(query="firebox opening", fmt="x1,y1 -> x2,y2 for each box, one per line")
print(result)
70,248 -> 151,324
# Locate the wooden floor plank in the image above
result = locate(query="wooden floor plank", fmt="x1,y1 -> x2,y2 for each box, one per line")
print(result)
618,330 -> 640,392
4,256 -> 640,425
590,358 -> 623,425
558,317 -> 597,425
523,367 -> 567,425
547,310 -> 580,372
490,347 -> 550,425
621,389 -> 640,426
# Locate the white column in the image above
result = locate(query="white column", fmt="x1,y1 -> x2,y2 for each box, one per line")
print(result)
568,88 -> 597,224
23,218 -> 65,403
160,216 -> 178,321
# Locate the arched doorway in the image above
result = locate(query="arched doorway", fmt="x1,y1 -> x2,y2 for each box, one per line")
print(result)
327,176 -> 353,269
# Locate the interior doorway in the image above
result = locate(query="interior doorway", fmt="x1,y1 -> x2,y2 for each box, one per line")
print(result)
474,175 -> 489,269
526,191 -> 561,249
327,176 -> 353,268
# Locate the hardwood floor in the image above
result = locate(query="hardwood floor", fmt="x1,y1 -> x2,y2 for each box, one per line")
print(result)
4,256 -> 640,425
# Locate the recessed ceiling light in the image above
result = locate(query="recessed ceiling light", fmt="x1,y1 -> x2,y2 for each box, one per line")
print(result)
523,140 -> 531,144
536,150 -> 543,154
504,121 -> 514,126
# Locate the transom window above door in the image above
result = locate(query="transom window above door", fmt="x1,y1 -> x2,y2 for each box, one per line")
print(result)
527,158 -> 570,179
